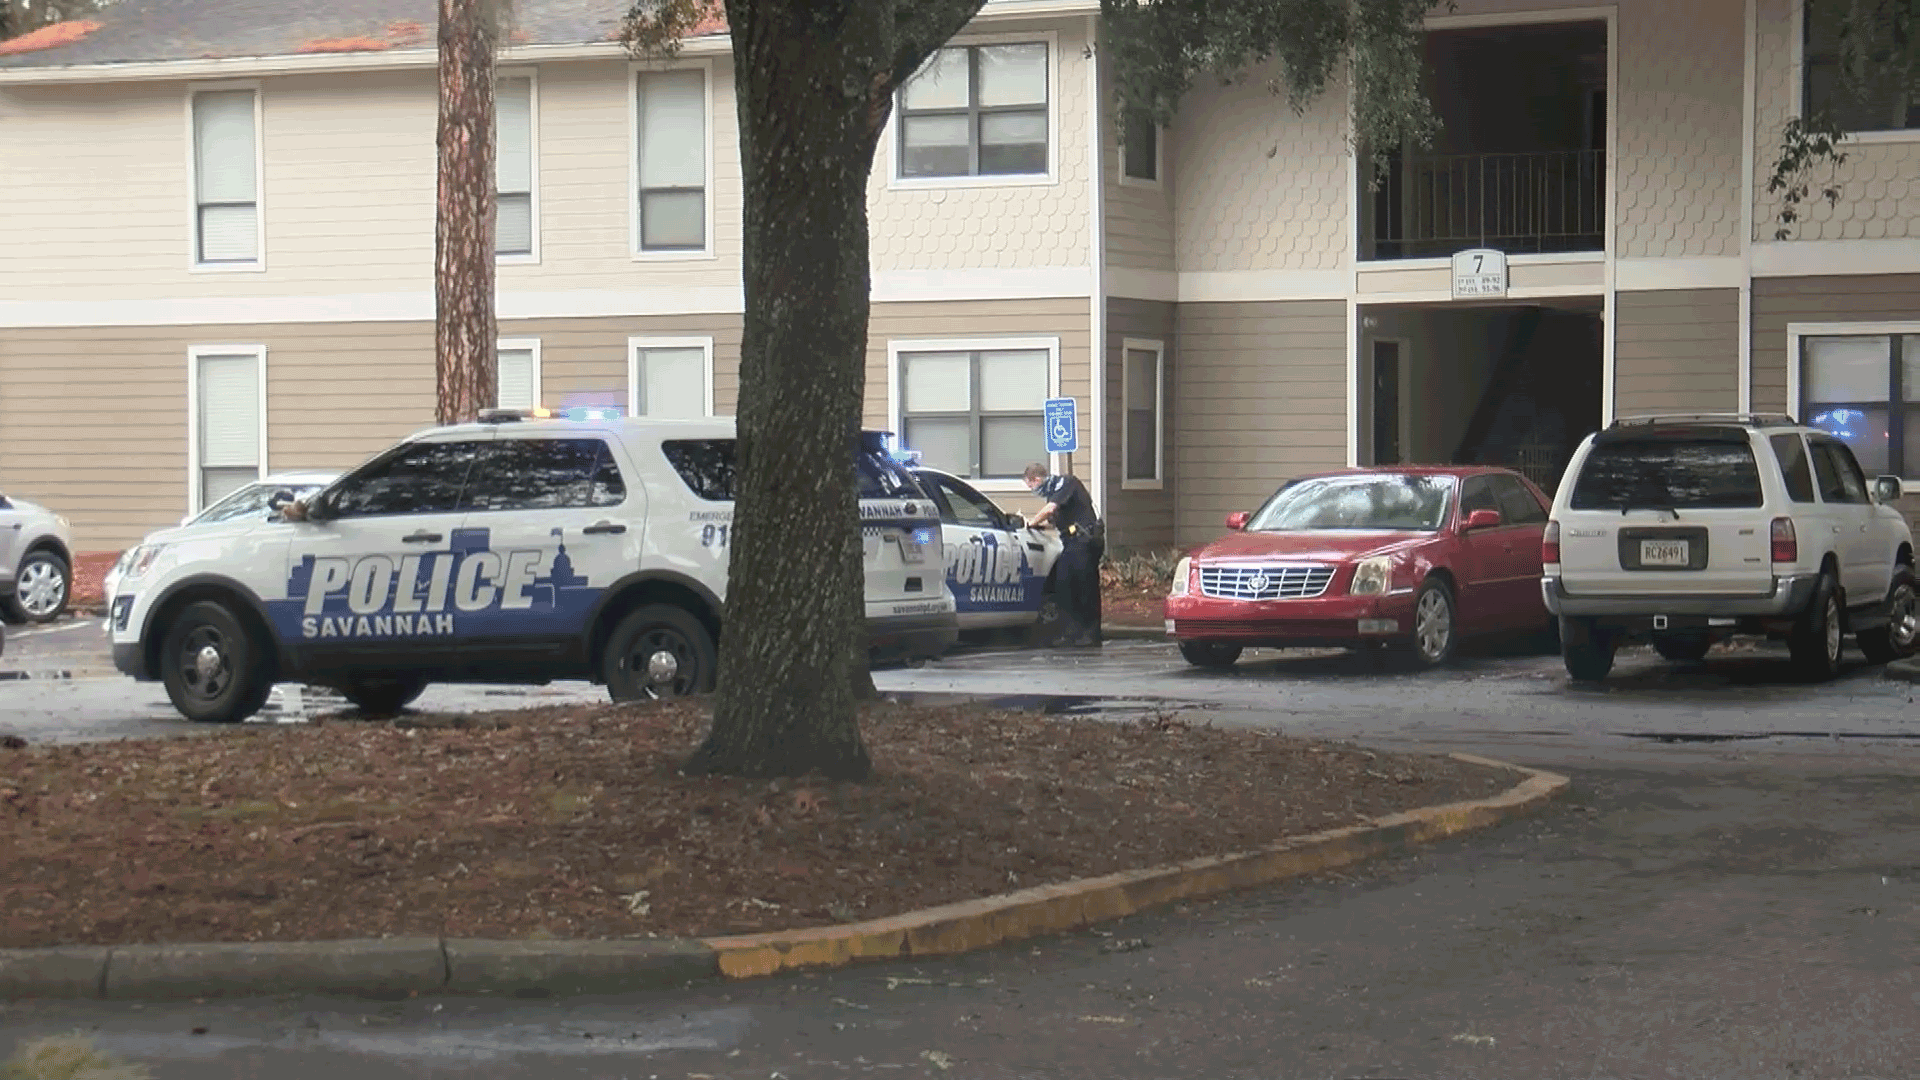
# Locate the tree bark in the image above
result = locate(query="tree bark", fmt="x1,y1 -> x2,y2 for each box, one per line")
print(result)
683,0 -> 985,780
682,0 -> 897,780
434,0 -> 499,425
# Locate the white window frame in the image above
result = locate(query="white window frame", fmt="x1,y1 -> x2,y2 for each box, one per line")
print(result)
1119,337 -> 1165,489
887,30 -> 1061,191
886,335 -> 1063,493
629,59 -> 718,261
627,335 -> 715,418
185,344 -> 269,516
1786,320 -> 1920,491
495,336 -> 543,410
1117,110 -> 1164,190
185,82 -> 266,273
495,68 -> 541,265
1789,0 -> 1920,145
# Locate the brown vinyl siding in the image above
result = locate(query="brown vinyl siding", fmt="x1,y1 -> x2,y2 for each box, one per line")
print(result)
506,313 -> 744,415
1105,298 -> 1175,550
1612,288 -> 1740,418
1173,299 -> 1347,546
1751,274 -> 1920,415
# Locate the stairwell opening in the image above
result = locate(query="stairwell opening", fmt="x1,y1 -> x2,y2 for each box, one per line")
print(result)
1359,299 -> 1603,495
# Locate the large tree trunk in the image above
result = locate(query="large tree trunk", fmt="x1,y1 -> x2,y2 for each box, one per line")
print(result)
434,0 -> 499,425
683,0 -> 898,780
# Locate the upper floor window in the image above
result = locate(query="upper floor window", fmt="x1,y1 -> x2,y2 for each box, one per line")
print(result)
629,337 -> 711,418
898,43 -> 1048,178
1804,1 -> 1919,132
496,75 -> 535,258
190,88 -> 260,266
1121,109 -> 1159,183
635,67 -> 707,253
1801,333 -> 1920,476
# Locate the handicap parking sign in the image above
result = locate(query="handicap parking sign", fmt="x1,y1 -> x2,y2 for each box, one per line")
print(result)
1044,397 -> 1078,454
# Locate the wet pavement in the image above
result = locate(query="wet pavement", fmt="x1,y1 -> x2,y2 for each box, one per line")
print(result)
7,624 -> 1920,1076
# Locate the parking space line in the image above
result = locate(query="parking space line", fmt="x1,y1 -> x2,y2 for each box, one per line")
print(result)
8,619 -> 103,641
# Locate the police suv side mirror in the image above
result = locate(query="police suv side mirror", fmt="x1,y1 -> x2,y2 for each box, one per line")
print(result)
1005,513 -> 1027,530
1873,476 -> 1903,505
267,489 -> 298,514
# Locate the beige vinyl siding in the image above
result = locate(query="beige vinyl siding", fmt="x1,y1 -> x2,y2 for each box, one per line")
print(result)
1612,288 -> 1740,417
1751,275 -> 1920,414
1101,62 -> 1173,273
502,313 -> 744,415
1105,298 -> 1175,550
1173,300 -> 1346,546
1614,0 -> 1744,259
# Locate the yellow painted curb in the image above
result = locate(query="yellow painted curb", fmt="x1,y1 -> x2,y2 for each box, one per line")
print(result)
703,753 -> 1569,979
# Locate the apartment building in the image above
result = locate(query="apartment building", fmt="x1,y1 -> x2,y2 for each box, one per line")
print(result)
0,0 -> 1914,554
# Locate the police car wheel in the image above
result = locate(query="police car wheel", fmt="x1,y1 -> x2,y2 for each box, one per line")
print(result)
160,600 -> 272,724
340,677 -> 429,717
605,604 -> 715,702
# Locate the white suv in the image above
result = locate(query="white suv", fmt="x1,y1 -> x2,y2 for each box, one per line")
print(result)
1544,414 -> 1917,682
109,411 -> 957,722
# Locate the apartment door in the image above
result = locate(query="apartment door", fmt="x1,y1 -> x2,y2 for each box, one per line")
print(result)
1372,340 -> 1404,465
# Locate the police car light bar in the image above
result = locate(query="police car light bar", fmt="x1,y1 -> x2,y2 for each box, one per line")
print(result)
476,406 -> 625,424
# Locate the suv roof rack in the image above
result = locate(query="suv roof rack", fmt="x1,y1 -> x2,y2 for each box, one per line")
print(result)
1609,412 -> 1799,429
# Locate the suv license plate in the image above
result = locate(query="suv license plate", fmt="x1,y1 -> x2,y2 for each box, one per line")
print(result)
1640,539 -> 1689,567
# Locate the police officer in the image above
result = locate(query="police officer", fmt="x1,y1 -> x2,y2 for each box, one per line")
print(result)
1023,462 -> 1103,647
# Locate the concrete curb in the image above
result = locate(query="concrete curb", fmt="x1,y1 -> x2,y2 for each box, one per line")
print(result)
0,753 -> 1564,1000
1885,658 -> 1920,683
1100,622 -> 1166,640
699,753 -> 1567,979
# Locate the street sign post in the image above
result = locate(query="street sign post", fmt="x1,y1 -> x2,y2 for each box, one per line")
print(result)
1044,397 -> 1078,455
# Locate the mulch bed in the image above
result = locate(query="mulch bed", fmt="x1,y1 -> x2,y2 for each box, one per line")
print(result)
69,551 -> 118,610
0,702 -> 1517,948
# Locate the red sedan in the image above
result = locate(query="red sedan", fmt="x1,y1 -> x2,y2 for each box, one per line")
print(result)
1164,467 -> 1553,670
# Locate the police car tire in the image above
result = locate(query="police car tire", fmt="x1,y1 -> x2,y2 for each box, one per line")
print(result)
160,600 -> 273,724
604,604 -> 716,701
340,677 -> 430,717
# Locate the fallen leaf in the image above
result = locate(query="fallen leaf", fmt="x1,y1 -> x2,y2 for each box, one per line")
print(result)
1079,1014 -> 1130,1024
792,788 -> 824,814
620,890 -> 651,916
921,1049 -> 955,1071
885,976 -> 934,990
1451,1033 -> 1495,1047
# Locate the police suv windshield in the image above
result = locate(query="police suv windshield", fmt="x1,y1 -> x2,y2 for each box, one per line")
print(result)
1247,474 -> 1455,532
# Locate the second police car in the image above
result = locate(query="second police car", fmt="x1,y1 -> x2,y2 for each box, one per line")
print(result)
110,410 -> 958,723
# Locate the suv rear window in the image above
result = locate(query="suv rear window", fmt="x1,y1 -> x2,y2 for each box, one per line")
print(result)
1570,439 -> 1766,510
663,436 -> 926,503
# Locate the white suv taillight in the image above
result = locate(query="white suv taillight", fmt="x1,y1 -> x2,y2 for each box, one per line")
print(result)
1542,520 -> 1561,565
1770,517 -> 1798,563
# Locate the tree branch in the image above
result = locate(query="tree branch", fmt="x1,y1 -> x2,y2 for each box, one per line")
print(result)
884,0 -> 989,91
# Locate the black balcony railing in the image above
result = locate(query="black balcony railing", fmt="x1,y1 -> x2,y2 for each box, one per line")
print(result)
1360,149 -> 1605,261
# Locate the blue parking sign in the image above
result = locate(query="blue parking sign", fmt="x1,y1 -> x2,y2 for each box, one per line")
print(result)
1043,397 -> 1078,454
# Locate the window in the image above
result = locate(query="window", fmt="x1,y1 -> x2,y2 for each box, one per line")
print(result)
629,338 -> 710,418
925,472 -> 1002,529
190,348 -> 264,512
325,440 -> 484,518
1490,475 -> 1549,524
496,340 -> 540,410
1121,108 -> 1158,183
1123,341 -> 1163,485
898,346 -> 1049,481
1801,334 -> 1919,476
1770,433 -> 1819,502
1803,0 -> 1918,132
1811,439 -> 1871,504
496,75 -> 535,258
191,88 -> 259,265
192,480 -> 328,525
662,439 -> 736,500
635,67 -> 707,252
1568,438 -> 1766,510
1459,476 -> 1499,516
897,43 -> 1048,178
460,438 -> 626,512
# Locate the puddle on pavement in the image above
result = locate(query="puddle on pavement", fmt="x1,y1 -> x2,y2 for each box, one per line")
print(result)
880,690 -> 1212,719
1619,731 -> 1920,743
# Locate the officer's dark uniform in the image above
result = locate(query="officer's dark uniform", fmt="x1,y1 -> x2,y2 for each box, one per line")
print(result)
1037,473 -> 1103,645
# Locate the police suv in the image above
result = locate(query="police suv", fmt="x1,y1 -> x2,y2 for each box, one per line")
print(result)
110,410 -> 958,723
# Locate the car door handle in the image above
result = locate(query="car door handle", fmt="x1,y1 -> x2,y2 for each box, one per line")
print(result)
402,530 -> 443,544
582,521 -> 627,535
